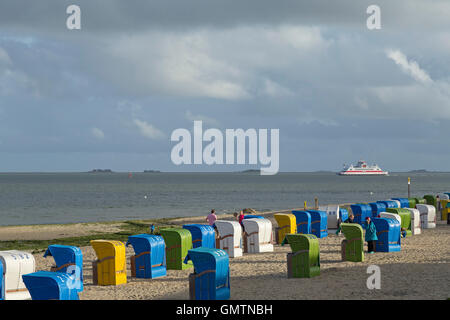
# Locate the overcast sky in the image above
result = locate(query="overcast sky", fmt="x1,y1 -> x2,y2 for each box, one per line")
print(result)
0,0 -> 449,172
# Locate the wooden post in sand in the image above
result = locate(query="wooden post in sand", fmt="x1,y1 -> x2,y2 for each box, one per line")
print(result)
315,198 -> 318,210
408,177 -> 411,198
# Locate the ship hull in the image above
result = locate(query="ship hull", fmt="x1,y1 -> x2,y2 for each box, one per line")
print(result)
338,171 -> 389,176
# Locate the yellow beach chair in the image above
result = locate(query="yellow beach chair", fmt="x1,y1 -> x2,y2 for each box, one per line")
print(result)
90,240 -> 127,286
273,213 -> 296,244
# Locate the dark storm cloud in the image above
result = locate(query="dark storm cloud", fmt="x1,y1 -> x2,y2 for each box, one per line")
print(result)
0,0 -> 449,33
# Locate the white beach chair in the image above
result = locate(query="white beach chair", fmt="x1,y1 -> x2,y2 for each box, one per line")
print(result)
241,218 -> 274,253
215,221 -> 243,258
416,204 -> 436,229
436,193 -> 449,200
405,208 -> 421,235
0,250 -> 35,300
319,205 -> 340,230
391,200 -> 401,209
379,212 -> 402,225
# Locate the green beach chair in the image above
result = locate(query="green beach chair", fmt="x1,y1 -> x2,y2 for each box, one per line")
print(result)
414,198 -> 426,205
160,228 -> 193,270
284,234 -> 320,278
407,198 -> 417,208
386,208 -> 412,237
340,223 -> 364,262
423,195 -> 437,209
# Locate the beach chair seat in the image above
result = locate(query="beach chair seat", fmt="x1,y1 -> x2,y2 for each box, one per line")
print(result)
416,204 -> 436,228
372,218 -> 401,252
368,202 -> 387,218
284,234 -> 320,278
90,240 -> 127,286
185,248 -> 230,300
241,218 -> 274,253
391,198 -> 410,208
340,223 -> 364,262
291,211 -> 311,234
160,228 -> 193,270
22,271 -> 79,300
0,250 -> 35,300
43,245 -> 83,292
126,234 -> 166,279
350,204 -> 372,225
386,208 -> 412,237
215,221 -> 242,258
274,213 -> 296,244
183,224 -> 216,249
405,208 -> 421,235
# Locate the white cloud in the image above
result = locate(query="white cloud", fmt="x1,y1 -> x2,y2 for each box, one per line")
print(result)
133,119 -> 165,140
91,127 -> 105,140
185,111 -> 220,127
386,49 -> 433,84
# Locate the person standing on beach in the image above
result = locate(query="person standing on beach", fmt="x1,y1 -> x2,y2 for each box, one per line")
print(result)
364,217 -> 378,254
336,213 -> 356,235
206,209 -> 218,231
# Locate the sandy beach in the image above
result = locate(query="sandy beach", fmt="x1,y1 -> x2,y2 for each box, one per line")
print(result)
16,213 -> 449,300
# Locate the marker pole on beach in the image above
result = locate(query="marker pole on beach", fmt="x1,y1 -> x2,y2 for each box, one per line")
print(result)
315,198 -> 318,210
304,201 -> 307,210
408,177 -> 411,198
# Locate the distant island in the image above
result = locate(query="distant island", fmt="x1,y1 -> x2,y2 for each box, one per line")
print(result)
240,169 -> 260,173
89,169 -> 113,173
407,169 -> 429,173
143,170 -> 161,173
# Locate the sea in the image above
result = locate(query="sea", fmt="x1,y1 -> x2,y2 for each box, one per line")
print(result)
0,172 -> 448,226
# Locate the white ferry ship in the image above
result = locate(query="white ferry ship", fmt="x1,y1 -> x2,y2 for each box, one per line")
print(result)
338,160 -> 388,176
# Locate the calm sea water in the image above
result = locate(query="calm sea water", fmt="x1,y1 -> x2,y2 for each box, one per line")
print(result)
0,172 -> 448,226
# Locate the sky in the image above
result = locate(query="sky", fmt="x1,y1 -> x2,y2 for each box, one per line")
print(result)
0,0 -> 449,172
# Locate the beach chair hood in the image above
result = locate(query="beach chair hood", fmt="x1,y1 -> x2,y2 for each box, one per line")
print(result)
43,245 -> 83,292
391,198 -> 410,208
0,250 -> 35,300
215,221 -> 242,258
307,210 -> 328,238
126,234 -> 166,279
90,240 -> 127,285
405,208 -> 421,235
350,204 -> 372,225
416,204 -> 436,228
284,234 -> 320,278
292,211 -> 311,235
183,224 -> 216,249
318,205 -> 341,229
372,218 -> 401,252
274,213 -> 296,244
242,218 -> 274,253
160,228 -> 193,270
185,248 -> 230,300
340,223 -> 364,262
369,202 -> 387,218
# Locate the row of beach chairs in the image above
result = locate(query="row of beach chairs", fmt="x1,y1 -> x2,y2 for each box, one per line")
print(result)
0,193 -> 446,300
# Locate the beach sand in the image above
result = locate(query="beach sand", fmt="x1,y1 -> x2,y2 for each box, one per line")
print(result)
29,216 -> 450,300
